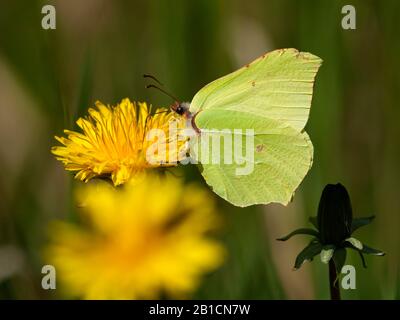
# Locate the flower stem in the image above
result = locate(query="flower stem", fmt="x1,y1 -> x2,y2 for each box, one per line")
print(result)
329,259 -> 341,300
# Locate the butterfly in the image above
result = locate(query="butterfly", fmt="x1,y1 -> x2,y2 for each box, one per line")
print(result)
149,48 -> 322,207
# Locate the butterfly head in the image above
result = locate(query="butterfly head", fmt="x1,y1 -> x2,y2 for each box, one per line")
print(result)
171,101 -> 191,117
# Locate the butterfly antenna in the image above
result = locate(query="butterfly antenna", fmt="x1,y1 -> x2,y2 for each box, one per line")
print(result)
145,84 -> 180,103
143,74 -> 164,86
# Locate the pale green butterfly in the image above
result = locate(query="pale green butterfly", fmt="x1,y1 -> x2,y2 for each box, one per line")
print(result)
169,48 -> 322,207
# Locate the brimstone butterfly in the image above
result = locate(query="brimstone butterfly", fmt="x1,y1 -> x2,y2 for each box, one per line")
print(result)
171,48 -> 322,207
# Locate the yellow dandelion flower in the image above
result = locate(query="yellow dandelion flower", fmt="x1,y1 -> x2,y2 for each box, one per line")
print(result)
52,98 -> 188,186
44,175 -> 225,299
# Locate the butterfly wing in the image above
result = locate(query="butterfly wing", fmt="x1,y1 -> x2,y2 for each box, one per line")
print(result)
189,49 -> 322,207
190,48 -> 322,132
191,109 -> 313,207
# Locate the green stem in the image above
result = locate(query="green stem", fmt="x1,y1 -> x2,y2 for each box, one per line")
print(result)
329,259 -> 341,300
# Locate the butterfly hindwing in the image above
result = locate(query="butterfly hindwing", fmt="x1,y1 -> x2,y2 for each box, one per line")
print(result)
190,109 -> 313,207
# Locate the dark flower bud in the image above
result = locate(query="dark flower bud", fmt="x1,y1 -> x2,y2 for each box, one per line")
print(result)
317,183 -> 353,245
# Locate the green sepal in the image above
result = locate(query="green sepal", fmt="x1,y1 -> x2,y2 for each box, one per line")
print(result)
345,237 -> 363,250
277,228 -> 319,241
345,240 -> 384,257
294,240 -> 323,270
360,244 -> 385,256
343,241 -> 365,267
345,243 -> 384,268
320,245 -> 335,264
357,251 -> 367,268
351,216 -> 375,233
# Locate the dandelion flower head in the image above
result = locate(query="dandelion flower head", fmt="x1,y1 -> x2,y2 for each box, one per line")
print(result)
52,99 -> 188,186
45,175 -> 225,299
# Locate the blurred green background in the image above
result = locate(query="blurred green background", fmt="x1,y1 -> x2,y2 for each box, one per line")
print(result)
0,0 -> 399,299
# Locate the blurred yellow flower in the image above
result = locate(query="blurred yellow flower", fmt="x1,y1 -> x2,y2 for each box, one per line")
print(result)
52,99 -> 188,186
45,175 -> 225,299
